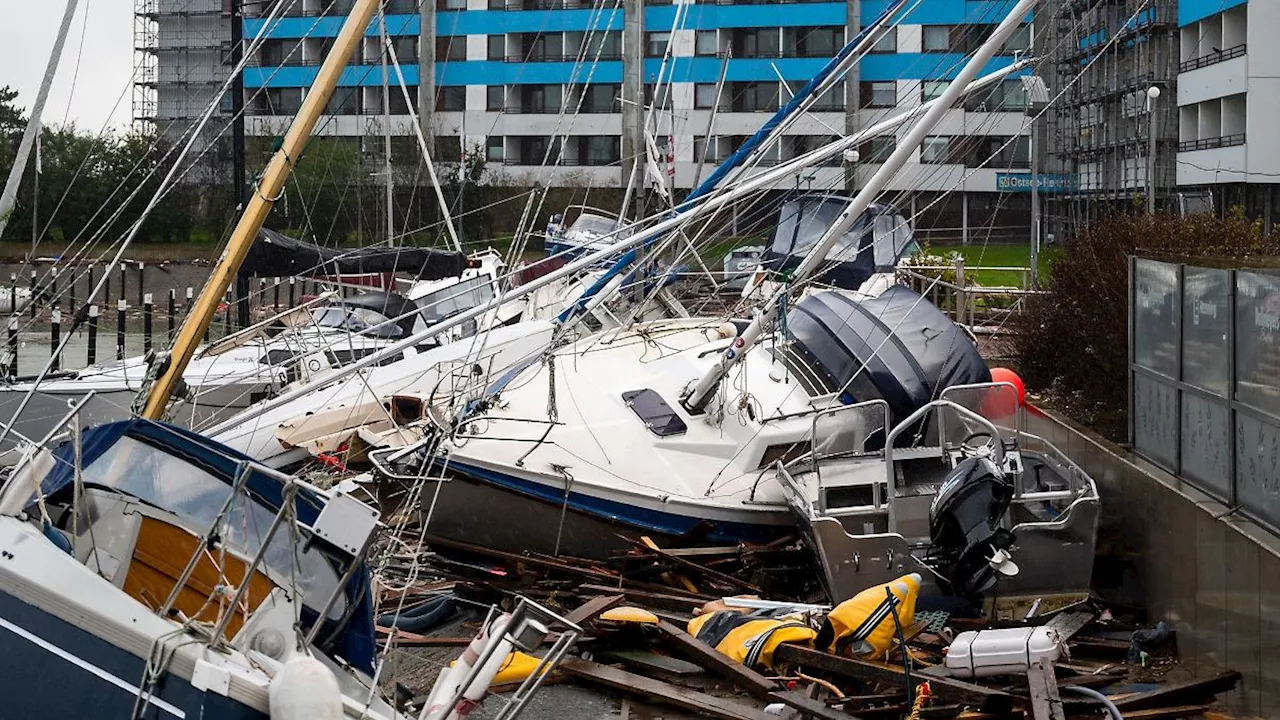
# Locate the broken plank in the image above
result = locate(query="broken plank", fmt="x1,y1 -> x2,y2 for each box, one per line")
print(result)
580,583 -> 715,611
1026,657 -> 1065,720
1043,611 -> 1095,642
626,536 -> 765,594
774,645 -> 1013,711
768,691 -> 862,720
653,620 -> 779,701
559,659 -> 774,720
1109,671 -> 1242,711
596,649 -> 705,677
375,628 -> 472,647
1110,705 -> 1215,720
563,594 -> 625,627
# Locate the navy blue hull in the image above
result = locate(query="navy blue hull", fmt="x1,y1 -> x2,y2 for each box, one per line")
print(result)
0,587 -> 265,720
425,460 -> 788,559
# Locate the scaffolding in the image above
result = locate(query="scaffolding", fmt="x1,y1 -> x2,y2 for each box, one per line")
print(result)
1039,0 -> 1179,236
133,0 -> 159,127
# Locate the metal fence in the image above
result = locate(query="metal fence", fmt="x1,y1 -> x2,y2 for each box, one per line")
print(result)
1129,257 -> 1280,531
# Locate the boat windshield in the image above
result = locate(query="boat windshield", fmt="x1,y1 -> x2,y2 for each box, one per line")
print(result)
312,306 -> 404,338
771,198 -> 871,261
570,214 -> 628,238
76,435 -> 346,620
416,275 -> 496,325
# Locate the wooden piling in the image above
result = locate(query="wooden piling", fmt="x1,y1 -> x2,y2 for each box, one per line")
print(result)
50,309 -> 61,372
167,289 -> 176,343
116,299 -> 127,361
143,293 -> 153,355
7,317 -> 16,377
87,304 -> 98,366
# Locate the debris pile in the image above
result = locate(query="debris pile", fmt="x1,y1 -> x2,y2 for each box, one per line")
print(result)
373,536 -> 1242,720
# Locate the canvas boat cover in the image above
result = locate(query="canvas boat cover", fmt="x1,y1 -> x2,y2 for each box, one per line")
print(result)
244,228 -> 467,280
782,286 -> 990,422
762,196 -> 914,289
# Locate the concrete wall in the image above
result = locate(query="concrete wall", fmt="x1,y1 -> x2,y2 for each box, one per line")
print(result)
1024,407 -> 1280,717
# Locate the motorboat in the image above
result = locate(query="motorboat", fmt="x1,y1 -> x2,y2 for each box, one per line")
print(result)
543,207 -> 633,259
738,197 -> 917,301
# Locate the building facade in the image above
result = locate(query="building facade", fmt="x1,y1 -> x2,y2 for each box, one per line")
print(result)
1176,0 -> 1280,227
135,0 -> 1037,244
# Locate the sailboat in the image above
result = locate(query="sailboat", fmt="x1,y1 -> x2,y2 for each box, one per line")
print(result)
351,0 -> 1098,605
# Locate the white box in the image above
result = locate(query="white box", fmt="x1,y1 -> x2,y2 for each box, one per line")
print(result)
944,626 -> 1063,678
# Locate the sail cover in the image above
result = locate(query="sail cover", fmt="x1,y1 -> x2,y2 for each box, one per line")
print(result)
782,286 -> 990,421
243,228 -> 468,280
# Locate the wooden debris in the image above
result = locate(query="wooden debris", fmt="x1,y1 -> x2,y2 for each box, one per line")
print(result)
1109,671 -> 1242,711
563,593 -> 625,627
1043,611 -> 1095,642
559,659 -> 775,720
774,644 -> 1014,710
596,649 -> 704,677
1025,657 -> 1065,720
652,620 -> 779,700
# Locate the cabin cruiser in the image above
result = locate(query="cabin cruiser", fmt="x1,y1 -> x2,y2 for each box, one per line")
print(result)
543,207 -> 633,259
739,196 -> 917,300
0,250 -> 523,449
0,417 -> 402,718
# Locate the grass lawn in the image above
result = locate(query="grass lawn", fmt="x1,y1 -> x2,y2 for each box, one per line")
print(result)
926,243 -> 1059,287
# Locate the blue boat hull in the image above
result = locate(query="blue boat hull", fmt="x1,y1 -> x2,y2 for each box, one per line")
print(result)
0,587 -> 265,720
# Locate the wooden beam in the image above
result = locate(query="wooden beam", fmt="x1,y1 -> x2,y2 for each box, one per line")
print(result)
773,645 -> 1013,711
626,536 -> 764,594
1043,611 -> 1094,642
1109,671 -> 1241,711
564,594 -> 625,627
769,691 -> 864,720
559,659 -> 774,720
1026,657 -> 1065,720
1104,705 -> 1214,720
580,583 -> 715,611
652,620 -> 780,700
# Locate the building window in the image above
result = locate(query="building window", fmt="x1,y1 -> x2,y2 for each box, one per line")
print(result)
810,80 -> 844,111
486,136 -> 504,162
582,84 -> 620,113
730,82 -> 778,112
1002,23 -> 1031,53
693,135 -> 718,163
694,83 -> 719,109
860,81 -> 896,108
921,136 -> 952,164
487,35 -> 505,61
859,136 -> 895,163
923,25 -> 950,53
695,30 -> 718,56
871,26 -> 896,53
434,136 -> 462,161
786,26 -> 843,58
437,0 -> 466,9
965,79 -> 1028,112
646,32 -> 671,57
733,28 -> 780,59
582,136 -> 620,165
391,36 -> 418,63
436,86 -> 466,111
921,80 -> 948,102
436,37 -> 466,61
487,85 -> 506,111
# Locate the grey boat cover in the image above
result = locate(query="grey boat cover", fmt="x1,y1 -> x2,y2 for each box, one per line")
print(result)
783,286 -> 990,422
243,228 -> 467,280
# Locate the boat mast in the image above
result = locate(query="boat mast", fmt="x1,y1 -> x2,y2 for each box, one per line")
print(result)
0,0 -> 80,241
682,0 -> 1045,413
139,0 -> 383,420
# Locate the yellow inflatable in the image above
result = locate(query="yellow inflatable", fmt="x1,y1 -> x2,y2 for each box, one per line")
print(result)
687,610 -> 817,670
816,573 -> 921,660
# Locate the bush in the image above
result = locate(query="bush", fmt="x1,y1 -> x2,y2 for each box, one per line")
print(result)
1012,211 -> 1280,441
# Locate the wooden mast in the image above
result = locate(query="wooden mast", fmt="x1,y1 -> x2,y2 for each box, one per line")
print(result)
140,0 -> 381,419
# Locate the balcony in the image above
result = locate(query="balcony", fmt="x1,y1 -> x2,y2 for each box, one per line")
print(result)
1180,44 -> 1246,73
1178,133 -> 1245,153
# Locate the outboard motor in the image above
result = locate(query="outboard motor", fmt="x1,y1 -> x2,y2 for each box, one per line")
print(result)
928,456 -> 1018,599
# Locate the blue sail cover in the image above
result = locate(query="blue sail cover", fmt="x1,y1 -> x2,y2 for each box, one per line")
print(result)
37,419 -> 378,674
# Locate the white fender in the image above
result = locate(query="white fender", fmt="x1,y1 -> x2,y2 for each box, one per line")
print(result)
268,652 -> 343,720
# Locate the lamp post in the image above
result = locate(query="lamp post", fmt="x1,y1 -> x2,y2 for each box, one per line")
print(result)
1147,85 -> 1161,215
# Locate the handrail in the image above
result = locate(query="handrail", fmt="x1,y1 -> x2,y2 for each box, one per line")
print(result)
1178,133 -> 1246,152
1179,43 -> 1246,73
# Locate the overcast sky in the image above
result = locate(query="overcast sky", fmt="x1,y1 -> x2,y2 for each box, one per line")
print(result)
1,0 -> 135,132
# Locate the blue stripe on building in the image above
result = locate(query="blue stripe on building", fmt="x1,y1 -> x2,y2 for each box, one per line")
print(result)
1178,0 -> 1245,26
247,0 -> 1028,38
